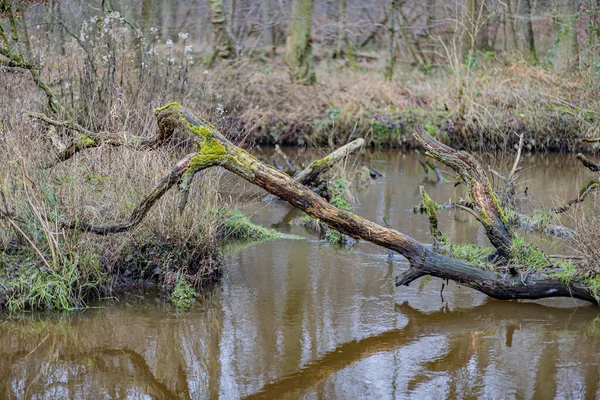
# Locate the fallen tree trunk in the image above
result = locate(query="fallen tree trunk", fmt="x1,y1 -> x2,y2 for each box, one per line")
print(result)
414,126 -> 513,259
58,104 -> 599,304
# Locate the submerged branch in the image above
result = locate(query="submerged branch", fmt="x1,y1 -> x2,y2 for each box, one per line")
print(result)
551,179 -> 599,214
576,153 -> 600,172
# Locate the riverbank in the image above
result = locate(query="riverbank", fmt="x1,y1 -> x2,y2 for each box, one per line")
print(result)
203,53 -> 600,153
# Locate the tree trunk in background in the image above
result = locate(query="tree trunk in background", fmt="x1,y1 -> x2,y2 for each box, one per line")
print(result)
18,6 -> 32,59
285,0 -> 316,84
55,1 -> 66,56
137,0 -> 153,65
209,0 -> 233,64
384,0 -> 398,80
518,0 -> 537,62
590,0 -> 600,58
505,0 -> 519,51
333,0 -> 346,58
461,0 -> 475,60
427,0 -> 436,63
160,0 -> 171,40
229,0 -> 237,40
475,1 -> 488,51
140,0 -> 154,40
263,0 -> 276,56
552,0 -> 579,72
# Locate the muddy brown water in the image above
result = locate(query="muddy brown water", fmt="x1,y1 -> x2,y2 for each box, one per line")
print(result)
1,151 -> 599,399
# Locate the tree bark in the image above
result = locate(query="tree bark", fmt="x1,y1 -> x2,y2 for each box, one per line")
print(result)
518,0 -> 537,62
552,0 -> 579,72
285,0 -> 316,84
414,126 -> 513,259
56,104 -> 598,305
263,0 -> 276,56
209,0 -> 233,64
333,0 -> 346,58
384,0 -> 398,81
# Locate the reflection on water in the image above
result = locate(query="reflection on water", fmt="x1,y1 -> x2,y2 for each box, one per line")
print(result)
1,151 -> 599,399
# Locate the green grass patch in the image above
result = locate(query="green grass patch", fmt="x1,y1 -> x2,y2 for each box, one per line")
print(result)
170,274 -> 197,308
2,249 -> 105,314
447,242 -> 495,267
216,209 -> 301,241
509,234 -> 549,269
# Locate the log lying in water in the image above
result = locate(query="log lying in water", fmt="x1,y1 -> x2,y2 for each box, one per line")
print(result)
61,104 -> 598,304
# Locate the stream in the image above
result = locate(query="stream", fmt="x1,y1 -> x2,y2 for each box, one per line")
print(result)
1,150 -> 599,399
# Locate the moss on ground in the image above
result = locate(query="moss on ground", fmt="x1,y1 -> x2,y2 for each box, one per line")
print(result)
215,209 -> 302,241
447,242 -> 495,268
170,274 -> 197,308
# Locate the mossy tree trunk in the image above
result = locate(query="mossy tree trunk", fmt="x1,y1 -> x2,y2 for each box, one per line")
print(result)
285,0 -> 316,84
414,126 -> 513,259
518,0 -> 537,62
209,0 -> 233,65
137,0 -> 154,65
552,0 -> 579,72
263,0 -> 276,56
461,0 -> 475,60
333,0 -> 346,58
384,0 -> 398,81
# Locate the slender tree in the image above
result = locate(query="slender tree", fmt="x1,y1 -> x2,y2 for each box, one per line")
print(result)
333,0 -> 346,58
285,0 -> 316,84
518,0 -> 537,62
263,0 -> 276,56
209,0 -> 233,65
384,0 -> 398,80
461,0 -> 475,60
552,0 -> 579,72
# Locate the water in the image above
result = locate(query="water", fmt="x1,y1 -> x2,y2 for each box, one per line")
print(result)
1,151 -> 599,399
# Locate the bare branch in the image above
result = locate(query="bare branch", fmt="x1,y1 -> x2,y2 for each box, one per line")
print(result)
551,179 -> 599,214
61,154 -> 198,234
28,112 -> 169,167
576,153 -> 600,172
275,144 -> 296,175
507,133 -> 525,182
293,138 -> 365,185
